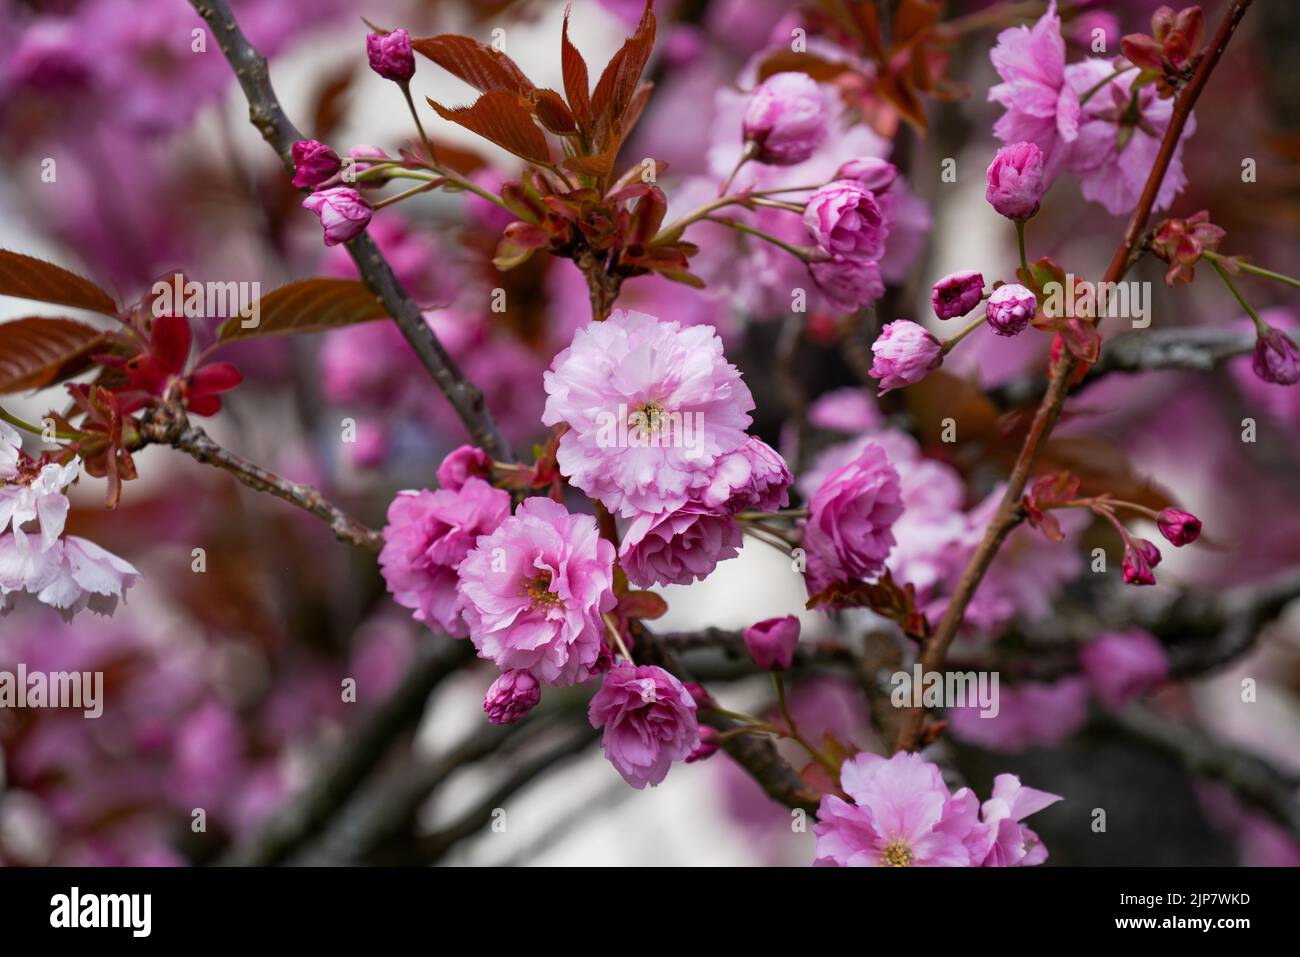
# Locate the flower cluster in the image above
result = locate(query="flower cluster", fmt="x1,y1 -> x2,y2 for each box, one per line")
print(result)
814,751 -> 1061,867
0,426 -> 140,618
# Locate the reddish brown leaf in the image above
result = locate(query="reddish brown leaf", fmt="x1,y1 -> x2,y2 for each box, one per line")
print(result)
561,3 -> 593,132
893,0 -> 941,50
0,249 -> 118,316
616,590 -> 668,621
529,88 -> 577,134
216,278 -> 391,341
427,91 -> 551,165
311,62 -> 357,140
755,50 -> 853,84
590,0 -> 656,147
0,316 -> 106,394
411,34 -> 535,95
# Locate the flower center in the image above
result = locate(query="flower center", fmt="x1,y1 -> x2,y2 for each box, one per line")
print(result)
520,571 -> 560,609
880,838 -> 913,867
628,401 -> 667,435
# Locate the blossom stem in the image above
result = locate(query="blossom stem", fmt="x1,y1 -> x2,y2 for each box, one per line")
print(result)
1209,258 -> 1267,334
736,507 -> 808,521
707,217 -> 811,260
749,198 -> 805,213
774,673 -> 840,778
1015,218 -> 1029,274
602,613 -> 636,664
371,181 -> 440,210
718,141 -> 756,197
1078,65 -> 1137,105
741,524 -> 795,556
399,80 -> 437,165
0,405 -> 60,439
941,314 -> 988,353
1204,251 -> 1300,291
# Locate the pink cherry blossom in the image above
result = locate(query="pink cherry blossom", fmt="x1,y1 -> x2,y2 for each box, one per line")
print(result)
378,478 -> 511,637
868,320 -> 943,395
803,443 -> 903,592
742,71 -> 830,165
588,662 -> 700,788
1079,629 -> 1169,710
542,310 -> 755,518
457,497 -> 616,686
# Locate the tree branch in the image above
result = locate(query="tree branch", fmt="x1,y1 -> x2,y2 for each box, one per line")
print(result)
139,410 -> 382,551
1101,705 -> 1300,844
187,0 -> 513,461
218,639 -> 475,866
892,0 -> 1257,752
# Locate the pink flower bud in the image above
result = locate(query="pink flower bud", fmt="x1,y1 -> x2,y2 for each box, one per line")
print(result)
437,444 -> 493,492
985,283 -> 1037,337
834,157 -> 898,193
1252,326 -> 1300,385
869,320 -> 943,395
930,270 -> 985,320
809,257 -> 884,312
985,142 -> 1046,220
301,187 -> 373,246
483,669 -> 541,725
1079,629 -> 1168,710
1156,507 -> 1201,546
1121,538 -> 1161,586
742,71 -> 830,165
685,725 -> 721,763
804,180 -> 888,261
744,615 -> 801,671
683,682 -> 715,710
366,28 -> 415,82
291,139 -> 342,189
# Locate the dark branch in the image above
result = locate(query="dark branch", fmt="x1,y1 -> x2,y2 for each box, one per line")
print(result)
188,0 -> 513,461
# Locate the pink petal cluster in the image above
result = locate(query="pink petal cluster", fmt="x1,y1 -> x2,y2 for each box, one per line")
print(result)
588,662 -> 700,788
931,270 -> 985,320
0,447 -> 141,619
366,28 -> 415,82
483,669 -> 542,725
987,0 -> 1079,179
1079,629 -> 1169,710
868,320 -> 943,395
291,139 -> 341,189
805,180 -> 888,261
437,444 -> 493,492
742,71 -> 830,165
802,443 -> 903,593
986,283 -> 1037,337
985,141 -> 1046,220
378,477 -> 511,637
1252,327 -> 1300,386
302,187 -> 372,246
542,310 -> 756,518
813,751 -> 1062,866
457,497 -> 616,687
744,615 -> 800,671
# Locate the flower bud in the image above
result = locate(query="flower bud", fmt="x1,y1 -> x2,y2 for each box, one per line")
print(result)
367,28 -> 415,82
1156,507 -> 1201,546
743,615 -> 801,671
869,320 -> 943,395
1122,538 -> 1161,586
804,180 -> 888,262
985,283 -> 1037,337
685,725 -> 721,763
1252,326 -> 1300,386
930,270 -> 985,320
834,157 -> 897,193
742,72 -> 830,166
483,669 -> 541,725
346,144 -> 393,188
437,444 -> 493,492
291,139 -> 342,189
301,187 -> 373,246
985,142 -> 1046,220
